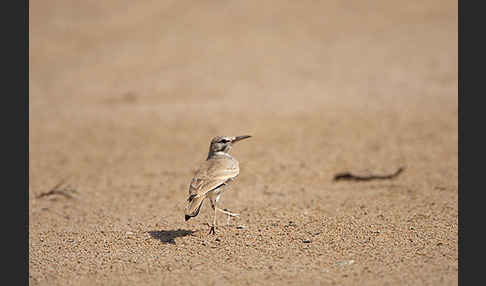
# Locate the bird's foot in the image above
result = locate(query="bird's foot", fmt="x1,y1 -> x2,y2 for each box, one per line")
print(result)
218,207 -> 240,217
208,226 -> 215,235
225,209 -> 240,217
221,208 -> 240,226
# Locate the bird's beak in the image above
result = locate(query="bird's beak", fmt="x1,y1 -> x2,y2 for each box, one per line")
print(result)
232,135 -> 251,143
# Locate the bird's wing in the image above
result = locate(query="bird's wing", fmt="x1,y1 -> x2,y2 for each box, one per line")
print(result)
188,156 -> 239,198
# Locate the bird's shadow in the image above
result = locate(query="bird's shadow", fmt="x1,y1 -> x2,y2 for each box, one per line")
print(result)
148,229 -> 195,244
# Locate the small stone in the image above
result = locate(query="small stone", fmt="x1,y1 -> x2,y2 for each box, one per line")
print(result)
285,221 -> 297,228
236,225 -> 246,229
215,238 -> 221,242
336,260 -> 355,266
126,231 -> 134,235
302,239 -> 312,243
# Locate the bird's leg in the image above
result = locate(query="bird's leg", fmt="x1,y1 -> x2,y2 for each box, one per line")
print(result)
216,207 -> 240,226
216,207 -> 240,217
209,199 -> 217,235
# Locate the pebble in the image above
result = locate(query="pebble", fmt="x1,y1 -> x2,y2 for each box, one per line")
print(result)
236,225 -> 246,229
336,260 -> 355,266
302,239 -> 312,243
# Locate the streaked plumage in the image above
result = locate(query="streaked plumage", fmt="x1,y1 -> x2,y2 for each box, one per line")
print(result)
184,135 -> 251,234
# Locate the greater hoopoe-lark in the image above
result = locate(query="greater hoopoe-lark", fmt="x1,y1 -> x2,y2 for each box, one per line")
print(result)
184,135 -> 251,234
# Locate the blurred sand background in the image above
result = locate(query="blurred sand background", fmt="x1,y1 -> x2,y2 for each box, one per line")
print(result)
29,0 -> 458,285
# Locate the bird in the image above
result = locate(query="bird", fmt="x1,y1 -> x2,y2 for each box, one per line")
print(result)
184,135 -> 251,234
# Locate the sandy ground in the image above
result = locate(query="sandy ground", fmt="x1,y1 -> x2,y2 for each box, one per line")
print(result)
29,0 -> 458,285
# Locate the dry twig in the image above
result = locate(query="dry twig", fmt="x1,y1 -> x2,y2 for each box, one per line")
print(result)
36,178 -> 78,199
333,167 -> 405,182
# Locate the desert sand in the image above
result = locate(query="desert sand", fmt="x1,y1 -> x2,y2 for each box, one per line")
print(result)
29,0 -> 458,285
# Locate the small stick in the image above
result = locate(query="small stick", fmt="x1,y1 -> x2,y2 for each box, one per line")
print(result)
36,179 -> 77,199
333,167 -> 405,182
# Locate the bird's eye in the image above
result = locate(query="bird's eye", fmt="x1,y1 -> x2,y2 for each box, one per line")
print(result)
220,139 -> 230,143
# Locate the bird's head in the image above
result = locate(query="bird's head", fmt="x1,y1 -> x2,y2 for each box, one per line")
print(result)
208,135 -> 251,157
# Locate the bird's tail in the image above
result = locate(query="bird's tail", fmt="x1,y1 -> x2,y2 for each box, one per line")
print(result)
184,194 -> 205,221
